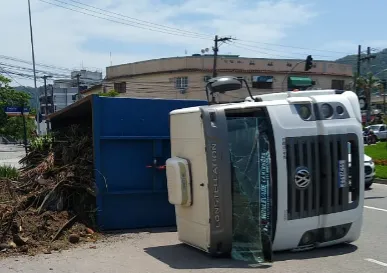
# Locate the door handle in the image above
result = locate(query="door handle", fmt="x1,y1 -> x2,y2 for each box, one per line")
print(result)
146,165 -> 166,170
146,158 -> 166,170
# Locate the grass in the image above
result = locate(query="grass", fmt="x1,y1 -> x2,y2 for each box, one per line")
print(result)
364,142 -> 387,179
0,165 -> 20,180
375,166 -> 387,180
364,142 -> 387,160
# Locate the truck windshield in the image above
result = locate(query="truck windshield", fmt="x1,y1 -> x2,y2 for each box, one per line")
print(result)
226,116 -> 272,263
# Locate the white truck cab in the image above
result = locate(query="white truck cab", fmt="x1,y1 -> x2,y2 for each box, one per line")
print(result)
166,77 -> 364,263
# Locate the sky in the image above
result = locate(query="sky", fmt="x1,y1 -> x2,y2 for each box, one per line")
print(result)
1,0 -> 386,87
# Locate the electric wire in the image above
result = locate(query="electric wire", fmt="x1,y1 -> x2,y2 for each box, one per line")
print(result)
39,0 -> 212,40
64,0 -> 213,39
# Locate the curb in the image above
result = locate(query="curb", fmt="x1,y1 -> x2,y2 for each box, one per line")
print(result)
375,179 -> 387,185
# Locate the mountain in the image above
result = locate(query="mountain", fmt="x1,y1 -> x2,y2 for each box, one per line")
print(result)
335,48 -> 387,78
13,86 -> 44,109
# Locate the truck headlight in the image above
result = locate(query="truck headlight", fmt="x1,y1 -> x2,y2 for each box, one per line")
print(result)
321,103 -> 334,119
297,104 -> 312,120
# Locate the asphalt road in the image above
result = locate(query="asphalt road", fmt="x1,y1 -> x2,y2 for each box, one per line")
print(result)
0,184 -> 387,273
0,144 -> 25,168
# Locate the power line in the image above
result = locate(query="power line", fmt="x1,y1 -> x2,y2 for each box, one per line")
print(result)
51,1 -> 356,57
37,1 -> 363,60
38,0 -> 361,60
0,54 -> 72,73
0,65 -> 43,102
0,62 -> 68,78
234,38 -> 353,55
227,42 -> 300,59
0,66 -> 30,89
1,69 -> 61,82
231,41 -> 339,59
39,0 -> 212,40
64,0 -> 213,39
0,69 -> 45,83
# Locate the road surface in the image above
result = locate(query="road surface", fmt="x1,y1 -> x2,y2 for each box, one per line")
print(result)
1,184 -> 387,273
0,144 -> 25,168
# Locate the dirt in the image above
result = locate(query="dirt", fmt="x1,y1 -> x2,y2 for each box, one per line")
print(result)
0,209 -> 100,258
0,125 -> 99,258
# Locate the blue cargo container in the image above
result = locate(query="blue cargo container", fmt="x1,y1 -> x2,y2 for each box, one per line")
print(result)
49,95 -> 207,230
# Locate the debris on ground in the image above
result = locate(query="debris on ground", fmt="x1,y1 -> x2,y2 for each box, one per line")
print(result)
0,125 -> 100,257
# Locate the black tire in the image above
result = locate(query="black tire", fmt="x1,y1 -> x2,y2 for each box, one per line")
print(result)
365,182 -> 373,189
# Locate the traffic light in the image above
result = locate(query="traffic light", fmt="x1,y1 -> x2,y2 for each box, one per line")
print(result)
304,55 -> 313,71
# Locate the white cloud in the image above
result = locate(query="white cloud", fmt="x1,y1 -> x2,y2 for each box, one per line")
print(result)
0,0 -> 317,86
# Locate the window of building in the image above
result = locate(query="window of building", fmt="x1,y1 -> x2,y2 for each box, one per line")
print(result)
175,77 -> 188,89
331,79 -> 345,90
114,82 -> 126,93
251,76 -> 273,89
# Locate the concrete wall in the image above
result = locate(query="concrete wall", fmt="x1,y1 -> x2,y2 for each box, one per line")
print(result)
100,70 -> 352,102
106,56 -> 353,79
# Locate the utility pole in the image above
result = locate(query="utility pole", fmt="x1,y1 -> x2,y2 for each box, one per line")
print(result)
358,46 -> 376,124
28,0 -> 40,135
359,46 -> 376,71
21,103 -> 28,155
73,73 -> 81,100
42,75 -> 52,133
212,35 -> 233,78
50,84 -> 54,113
355,45 -> 361,94
355,45 -> 376,95
382,79 -> 387,114
366,47 -> 373,74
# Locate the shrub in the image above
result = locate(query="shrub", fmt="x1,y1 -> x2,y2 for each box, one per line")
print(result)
0,165 -> 20,180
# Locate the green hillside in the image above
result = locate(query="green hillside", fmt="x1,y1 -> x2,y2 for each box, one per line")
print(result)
335,48 -> 387,77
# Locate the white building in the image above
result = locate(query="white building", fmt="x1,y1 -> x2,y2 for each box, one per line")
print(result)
40,69 -> 102,116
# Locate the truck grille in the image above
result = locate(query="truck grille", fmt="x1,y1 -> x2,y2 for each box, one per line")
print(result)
286,134 -> 360,220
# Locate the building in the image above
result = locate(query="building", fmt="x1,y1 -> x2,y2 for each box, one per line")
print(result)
40,69 -> 103,116
70,70 -> 103,89
96,55 -> 353,102
81,84 -> 103,96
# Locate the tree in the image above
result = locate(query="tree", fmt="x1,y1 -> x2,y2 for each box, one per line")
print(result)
1,116 -> 36,140
98,90 -> 119,97
0,75 -> 36,140
356,73 -> 383,125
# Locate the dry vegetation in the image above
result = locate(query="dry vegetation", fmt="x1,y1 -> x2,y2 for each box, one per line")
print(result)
0,125 -> 100,256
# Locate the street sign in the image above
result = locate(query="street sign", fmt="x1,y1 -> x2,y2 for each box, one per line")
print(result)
4,106 -> 30,116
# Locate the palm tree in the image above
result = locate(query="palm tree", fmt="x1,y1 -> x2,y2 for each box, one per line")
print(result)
356,72 -> 383,125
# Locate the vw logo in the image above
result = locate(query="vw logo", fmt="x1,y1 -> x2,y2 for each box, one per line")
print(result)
294,167 -> 311,189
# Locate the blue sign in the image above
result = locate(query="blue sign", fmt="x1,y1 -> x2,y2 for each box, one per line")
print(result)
4,106 -> 30,116
338,160 -> 348,188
